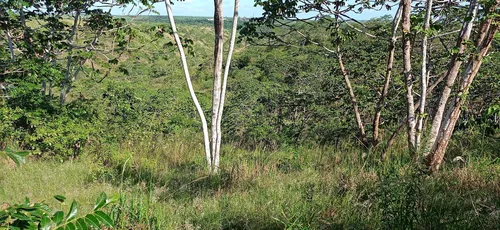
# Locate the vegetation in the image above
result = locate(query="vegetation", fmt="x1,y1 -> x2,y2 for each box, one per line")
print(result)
1,192 -> 116,229
0,0 -> 499,229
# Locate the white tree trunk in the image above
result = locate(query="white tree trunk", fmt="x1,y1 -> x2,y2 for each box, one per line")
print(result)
214,0 -> 240,173
60,10 -> 81,105
423,0 -> 478,159
428,13 -> 498,173
5,30 -> 15,62
164,0 -> 212,169
401,0 -> 417,156
211,0 -> 224,173
415,0 -> 434,150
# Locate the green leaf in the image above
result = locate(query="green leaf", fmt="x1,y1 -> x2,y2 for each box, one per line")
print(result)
93,192 -> 106,211
94,211 -> 114,228
6,148 -> 29,157
54,195 -> 66,203
40,216 -> 51,230
65,222 -> 76,230
106,194 -> 120,204
12,213 -> 30,220
6,149 -> 29,167
85,214 -> 100,229
65,200 -> 78,222
76,218 -> 87,230
52,211 -> 64,225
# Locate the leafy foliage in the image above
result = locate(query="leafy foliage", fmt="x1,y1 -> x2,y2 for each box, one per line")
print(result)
0,193 -> 117,229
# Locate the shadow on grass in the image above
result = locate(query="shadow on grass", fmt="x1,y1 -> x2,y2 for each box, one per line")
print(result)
97,160 -> 236,201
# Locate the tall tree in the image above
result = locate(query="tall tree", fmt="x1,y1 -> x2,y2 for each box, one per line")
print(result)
163,0 -> 240,173
0,0 -> 150,104
245,0 -> 392,147
373,6 -> 402,148
423,0 -> 479,157
211,0 -> 225,172
415,0 -> 434,151
425,0 -> 499,173
400,0 -> 417,156
216,0 -> 240,171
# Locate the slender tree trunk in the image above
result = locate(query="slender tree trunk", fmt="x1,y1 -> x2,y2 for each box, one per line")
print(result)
382,70 -> 447,158
401,0 -> 417,156
423,0 -> 478,159
19,6 -> 32,54
428,13 -> 498,173
415,0 -> 434,151
336,44 -> 368,146
330,11 -> 367,146
41,81 -> 47,95
214,0 -> 240,173
60,10 -> 81,105
63,30 -> 103,101
372,6 -> 402,147
211,0 -> 224,173
49,81 -> 53,97
164,0 -> 212,169
43,27 -> 56,98
5,30 -> 15,62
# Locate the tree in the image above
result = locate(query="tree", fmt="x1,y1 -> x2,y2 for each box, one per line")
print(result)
0,0 -> 151,157
400,0 -> 417,156
242,0 -> 413,149
373,6 -> 402,148
389,0 -> 499,171
423,0 -> 499,173
163,0 -> 240,173
243,0 -> 499,170
0,0 -> 151,104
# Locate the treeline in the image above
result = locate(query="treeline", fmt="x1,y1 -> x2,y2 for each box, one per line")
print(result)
123,15 -> 243,29
0,0 -> 499,164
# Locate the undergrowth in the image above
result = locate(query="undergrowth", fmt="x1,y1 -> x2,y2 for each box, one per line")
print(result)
1,132 -> 499,229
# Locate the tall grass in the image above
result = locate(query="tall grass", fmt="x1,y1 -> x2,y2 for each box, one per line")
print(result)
1,131 -> 499,229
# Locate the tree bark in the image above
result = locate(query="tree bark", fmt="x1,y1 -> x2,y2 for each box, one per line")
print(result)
60,10 -> 81,105
372,6 -> 402,147
382,70 -> 447,158
62,29 -> 104,102
423,0 -> 478,159
211,0 -> 224,173
19,6 -> 32,54
336,44 -> 368,146
5,30 -> 15,62
164,0 -> 212,169
415,0 -> 434,151
428,11 -> 498,173
401,0 -> 417,156
214,0 -> 240,173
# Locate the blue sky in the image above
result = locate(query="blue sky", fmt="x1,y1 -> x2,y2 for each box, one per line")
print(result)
112,0 -> 396,20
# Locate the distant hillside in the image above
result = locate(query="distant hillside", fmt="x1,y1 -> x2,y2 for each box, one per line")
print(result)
117,15 -> 249,28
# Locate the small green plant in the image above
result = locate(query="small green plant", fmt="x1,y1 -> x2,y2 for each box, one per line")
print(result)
0,192 -> 118,230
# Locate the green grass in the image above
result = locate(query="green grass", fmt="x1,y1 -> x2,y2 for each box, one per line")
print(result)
1,133 -> 499,229
0,159 -> 117,215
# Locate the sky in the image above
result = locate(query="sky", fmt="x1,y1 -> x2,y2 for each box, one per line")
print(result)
112,0 -> 397,20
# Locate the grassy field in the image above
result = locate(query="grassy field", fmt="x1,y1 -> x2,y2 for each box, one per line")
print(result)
2,133 -> 499,229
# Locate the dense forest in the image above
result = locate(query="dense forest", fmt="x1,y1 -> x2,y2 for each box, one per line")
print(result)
0,0 -> 499,229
